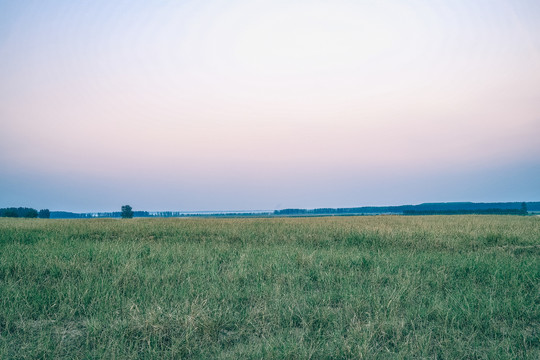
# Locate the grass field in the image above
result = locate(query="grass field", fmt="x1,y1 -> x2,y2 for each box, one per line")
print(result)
0,216 -> 539,359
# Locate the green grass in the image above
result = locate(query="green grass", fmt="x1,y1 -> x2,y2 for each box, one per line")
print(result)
0,216 -> 539,359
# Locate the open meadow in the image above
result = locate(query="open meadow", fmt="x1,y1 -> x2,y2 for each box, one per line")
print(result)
1,216 -> 539,359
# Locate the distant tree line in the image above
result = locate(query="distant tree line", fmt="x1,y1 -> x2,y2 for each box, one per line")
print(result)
48,211 -> 148,219
403,208 -> 527,216
274,202 -> 536,216
0,207 -> 50,218
49,210 -> 272,219
6,202 -> 534,219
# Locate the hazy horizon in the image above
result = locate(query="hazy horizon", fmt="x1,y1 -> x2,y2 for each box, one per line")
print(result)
2,0 -> 540,213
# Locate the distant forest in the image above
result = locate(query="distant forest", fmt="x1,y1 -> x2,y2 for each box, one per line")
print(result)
0,207 -> 50,218
273,202 -> 537,216
2,202 -> 537,219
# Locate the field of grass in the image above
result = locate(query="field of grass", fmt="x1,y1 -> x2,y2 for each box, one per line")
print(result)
0,216 -> 539,359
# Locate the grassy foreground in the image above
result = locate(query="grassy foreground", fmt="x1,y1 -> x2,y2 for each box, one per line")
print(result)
0,216 -> 539,359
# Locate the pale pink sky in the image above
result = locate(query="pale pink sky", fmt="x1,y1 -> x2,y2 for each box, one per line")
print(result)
1,0 -> 539,211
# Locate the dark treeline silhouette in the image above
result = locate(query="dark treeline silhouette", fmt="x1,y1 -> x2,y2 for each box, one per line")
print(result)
403,209 -> 527,215
0,208 -> 51,218
49,211 -> 269,219
274,202 -> 538,216
1,207 -> 37,218
7,202 -> 534,219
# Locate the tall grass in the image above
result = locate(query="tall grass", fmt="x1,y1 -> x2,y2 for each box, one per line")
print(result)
1,216 -> 539,358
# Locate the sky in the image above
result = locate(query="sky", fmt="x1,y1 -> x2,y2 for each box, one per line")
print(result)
1,0 -> 539,212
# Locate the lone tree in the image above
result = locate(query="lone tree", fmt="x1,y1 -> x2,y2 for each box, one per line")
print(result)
38,209 -> 50,219
121,205 -> 133,219
521,202 -> 528,215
